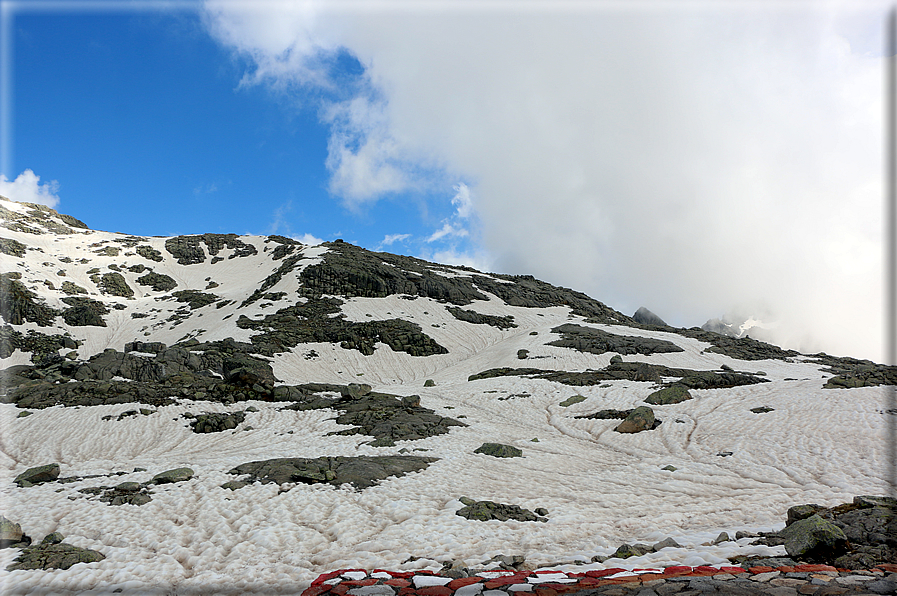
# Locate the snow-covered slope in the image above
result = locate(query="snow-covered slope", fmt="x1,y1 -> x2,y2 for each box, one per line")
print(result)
0,196 -> 892,594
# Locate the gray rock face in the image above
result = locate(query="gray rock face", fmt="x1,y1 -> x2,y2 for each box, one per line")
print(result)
0,236 -> 26,257
14,463 -> 60,487
473,443 -> 523,458
0,272 -> 58,326
186,411 -> 246,433
229,455 -> 438,491
633,307 -> 668,327
60,296 -> 108,327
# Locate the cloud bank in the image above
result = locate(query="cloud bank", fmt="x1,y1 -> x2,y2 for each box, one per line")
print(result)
0,169 -> 61,208
202,0 -> 886,362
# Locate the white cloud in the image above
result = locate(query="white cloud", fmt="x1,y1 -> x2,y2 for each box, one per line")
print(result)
202,1 -> 887,362
451,182 -> 473,219
426,221 -> 467,243
0,169 -> 60,208
381,233 -> 411,246
294,232 -> 325,245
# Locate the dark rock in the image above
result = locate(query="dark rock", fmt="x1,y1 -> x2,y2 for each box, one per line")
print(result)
424,379 -> 435,387
473,443 -> 523,458
456,498 -> 547,522
186,411 -> 246,433
751,406 -> 774,413
780,514 -> 849,561
633,307 -> 668,327
548,323 -> 684,356
517,349 -> 529,359
611,543 -> 653,558
151,467 -> 194,484
41,532 -> 64,545
237,297 -> 448,358
645,385 -> 692,405
6,541 -> 105,570
558,395 -> 586,407
229,455 -> 437,491
447,306 -> 516,330
0,272 -> 58,326
137,271 -> 177,292
676,327 -> 800,361
164,235 -> 206,265
614,406 -> 657,433
124,341 -> 167,354
60,281 -> 88,295
347,383 -> 372,398
0,236 -> 26,257
60,296 -> 108,327
787,504 -> 826,526
322,390 -> 467,447
136,245 -> 163,262
652,537 -> 682,551
97,272 -> 133,297
15,463 -> 60,487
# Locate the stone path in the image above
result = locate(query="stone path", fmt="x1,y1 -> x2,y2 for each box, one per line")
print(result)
302,564 -> 897,596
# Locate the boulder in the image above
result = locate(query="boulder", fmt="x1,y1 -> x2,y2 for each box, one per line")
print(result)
456,499 -> 547,523
645,385 -> 692,405
558,395 -> 586,407
780,514 -> 849,561
151,467 -> 194,484
14,463 -> 60,487
347,383 -> 372,398
614,406 -> 656,433
0,516 -> 28,548
473,443 -> 523,458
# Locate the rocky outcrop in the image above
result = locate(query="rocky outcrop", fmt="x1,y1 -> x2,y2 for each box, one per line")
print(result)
447,307 -> 516,330
185,411 -> 246,433
135,244 -> 163,262
0,236 -> 26,257
137,271 -> 177,292
633,306 -> 668,326
96,272 -> 133,297
228,455 -> 438,491
469,361 -> 768,389
169,289 -> 220,309
236,297 -> 448,357
644,385 -> 692,405
548,323 -> 684,356
750,496 -> 897,569
6,541 -> 105,571
455,497 -> 548,522
60,296 -> 108,327
165,234 -> 257,265
0,273 -> 58,326
677,327 -> 800,361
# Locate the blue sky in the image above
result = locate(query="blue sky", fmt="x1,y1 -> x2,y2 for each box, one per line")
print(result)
6,3 -> 472,257
0,0 -> 889,363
